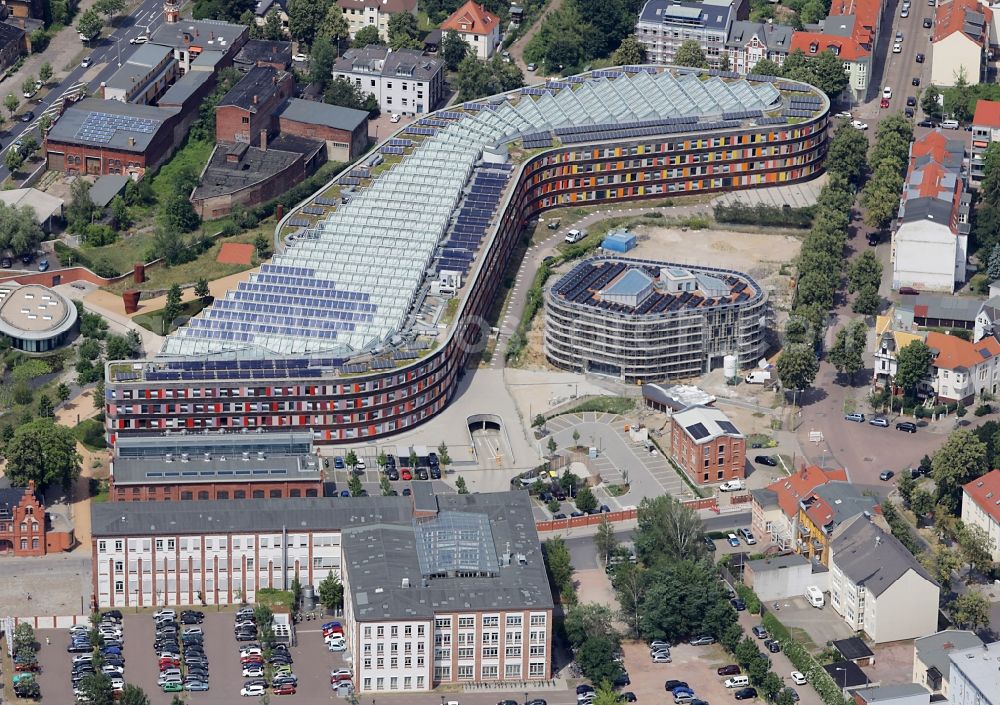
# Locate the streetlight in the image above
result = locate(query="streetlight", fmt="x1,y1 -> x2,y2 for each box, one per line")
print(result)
834,667 -> 847,695
524,691 -> 529,705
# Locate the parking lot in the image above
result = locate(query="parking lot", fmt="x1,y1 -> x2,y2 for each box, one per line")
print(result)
545,413 -> 694,504
34,609 -> 351,705
620,640 -> 748,705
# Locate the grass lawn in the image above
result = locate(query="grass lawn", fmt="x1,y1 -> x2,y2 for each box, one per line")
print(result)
79,232 -> 157,276
72,417 -> 108,451
255,588 -> 294,610
102,227 -> 267,295
150,138 -> 214,204
134,297 -> 213,335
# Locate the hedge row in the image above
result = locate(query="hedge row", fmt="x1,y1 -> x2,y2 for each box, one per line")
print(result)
713,202 -> 815,229
761,612 -> 851,705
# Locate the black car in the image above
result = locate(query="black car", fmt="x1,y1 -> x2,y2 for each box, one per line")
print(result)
67,642 -> 92,653
867,232 -> 880,246
386,468 -> 399,481
553,512 -> 567,519
0,257 -> 11,268
540,491 -> 553,502
430,466 -> 442,479
416,466 -> 429,480
896,421 -> 917,433
764,639 -> 781,653
612,673 -> 630,688
754,455 -> 777,466
915,53 -> 925,63
526,700 -> 547,705
236,632 -> 257,641
923,16 -> 932,27
906,96 -> 917,107
402,488 -> 411,496
917,119 -> 936,127
734,687 -> 758,700
912,77 -> 922,87
622,694 -> 637,703
19,111 -> 33,122
547,219 -> 561,229
664,681 -> 688,692
577,686 -> 596,696
427,452 -> 439,466
102,610 -> 123,621
731,598 -> 746,611
905,107 -> 914,118
703,535 -> 716,551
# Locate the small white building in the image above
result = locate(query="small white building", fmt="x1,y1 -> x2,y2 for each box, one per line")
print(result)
948,641 -> 1000,705
744,553 -> 827,601
336,0 -> 419,41
828,515 -> 940,644
440,0 -> 501,60
961,470 -> 1000,561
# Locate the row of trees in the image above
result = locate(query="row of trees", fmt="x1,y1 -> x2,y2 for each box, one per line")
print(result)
861,114 -> 913,231
751,49 -> 849,99
523,0 -> 644,75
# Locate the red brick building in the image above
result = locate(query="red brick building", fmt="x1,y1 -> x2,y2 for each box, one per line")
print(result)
215,65 -> 294,144
0,481 -> 74,556
277,98 -> 369,161
43,98 -> 180,177
669,405 -> 746,486
109,432 -> 324,502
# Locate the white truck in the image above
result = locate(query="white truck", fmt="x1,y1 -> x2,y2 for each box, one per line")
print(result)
745,370 -> 772,384
564,229 -> 585,244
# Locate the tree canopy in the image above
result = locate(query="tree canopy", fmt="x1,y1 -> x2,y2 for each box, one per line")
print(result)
4,419 -> 82,491
894,339 -> 933,395
635,495 -> 706,565
674,40 -> 709,69
776,343 -> 819,390
0,201 -> 43,258
441,29 -> 470,71
324,77 -> 380,116
455,55 -> 524,101
287,0 -> 329,46
932,430 -> 988,514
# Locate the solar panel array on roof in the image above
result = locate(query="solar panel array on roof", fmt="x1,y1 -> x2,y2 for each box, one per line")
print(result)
546,81 -> 570,90
380,145 -> 405,155
437,111 -> 463,120
315,196 -> 338,206
522,131 -> 553,149
686,422 -> 710,440
708,69 -> 740,79
722,109 -> 763,121
717,420 -> 739,434
746,73 -> 780,83
622,66 -> 657,74
386,138 -> 413,147
301,206 -> 326,215
778,82 -> 811,92
75,110 -> 158,144
161,68 -> 800,357
462,102 -> 485,111
521,87 -> 548,96
592,69 -> 624,78
783,109 -> 814,118
756,116 -> 786,126
419,117 -> 449,127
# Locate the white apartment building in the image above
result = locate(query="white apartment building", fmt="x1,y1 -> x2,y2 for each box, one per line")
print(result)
332,46 -> 445,115
828,515 -> 939,644
948,641 -> 1000,705
336,0 -> 419,40
635,0 -> 746,68
341,491 -> 553,692
91,498 -> 411,607
961,470 -> 1000,561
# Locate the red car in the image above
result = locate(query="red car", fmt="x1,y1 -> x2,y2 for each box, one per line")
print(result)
273,684 -> 297,695
717,665 -> 741,676
400,468 -> 413,480
880,97 -> 890,108
159,660 -> 180,669
241,656 -> 265,666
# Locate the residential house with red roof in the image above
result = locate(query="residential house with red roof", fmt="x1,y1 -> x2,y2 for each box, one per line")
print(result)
789,0 -> 885,101
750,465 -> 847,551
440,0 -> 501,60
931,0 -> 993,86
891,130 -> 971,293
970,99 -> 1000,185
925,330 -> 1000,403
961,469 -> 1000,561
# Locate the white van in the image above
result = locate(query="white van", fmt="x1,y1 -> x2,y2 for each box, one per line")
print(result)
564,229 -> 585,243
805,585 -> 825,608
941,119 -> 960,129
724,676 -> 750,688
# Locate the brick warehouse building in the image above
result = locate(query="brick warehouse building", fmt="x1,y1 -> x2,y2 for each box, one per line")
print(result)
44,98 -> 180,177
0,481 -> 74,556
90,487 -> 553,693
669,405 -> 746,485
109,432 -> 323,501
277,98 -> 369,162
105,66 -> 829,444
214,65 -> 294,144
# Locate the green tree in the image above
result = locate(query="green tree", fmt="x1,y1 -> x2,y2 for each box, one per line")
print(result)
776,343 -> 819,390
38,61 -> 52,84
4,419 -> 82,491
957,522 -> 995,577
109,195 -> 131,231
437,441 -> 451,469
379,473 -> 392,495
66,178 -> 98,231
56,383 -> 71,404
547,436 -> 557,454
589,682 -> 624,705
948,591 -> 990,630
751,58 -> 782,75
611,562 -> 646,637
852,283 -> 880,315
37,394 -> 53,418
348,473 -> 364,496
376,451 -> 388,468
638,558 -> 733,641
674,40 -> 709,69
287,0 -> 329,45
564,603 -> 617,649
575,485 -> 598,513
455,475 -> 469,493
911,487 -> 936,518
408,450 -> 419,469
119,684 -> 151,705
849,251 -> 883,293
4,148 -> 23,173
319,3 -> 350,43
577,634 -> 623,683
21,77 -> 36,98
594,516 -> 618,565
345,450 -> 358,468
895,339 -> 933,395
105,334 -> 133,361
542,536 -> 573,597
324,77 -> 380,116
387,11 -> 421,49
987,243 -> 1000,281
163,284 -> 183,331
194,278 -> 210,300
76,8 -> 103,40
94,0 -> 126,19
828,324 -> 864,380
921,84 -> 943,120
635,495 -> 706,564
309,36 -> 337,90
824,124 -> 869,185
318,570 -> 344,611
254,233 -> 270,258
78,672 -> 115,705
610,36 -> 646,65
162,194 -> 200,233
353,25 -> 382,48
933,430 -> 989,514
441,29 -> 469,71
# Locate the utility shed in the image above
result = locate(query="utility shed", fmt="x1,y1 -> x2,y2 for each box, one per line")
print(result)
602,229 -> 636,253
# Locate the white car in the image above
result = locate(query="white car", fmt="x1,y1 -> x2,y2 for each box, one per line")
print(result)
155,609 -> 176,619
80,57 -> 92,68
129,35 -> 148,44
390,113 -> 400,123
109,677 -> 125,690
719,479 -> 745,492
184,627 -> 204,635
241,684 -> 266,697
833,111 -> 852,119
883,86 -> 892,99
851,120 -> 869,130
330,668 -> 353,680
900,6 -> 909,15
101,665 -> 124,675
791,671 -> 807,685
293,52 -> 308,62
240,646 -> 263,657
242,665 -> 265,677
328,640 -> 347,652
892,42 -> 902,53
651,653 -> 672,663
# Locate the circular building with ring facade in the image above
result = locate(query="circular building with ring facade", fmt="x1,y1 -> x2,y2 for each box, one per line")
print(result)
545,256 -> 767,384
0,283 -> 78,352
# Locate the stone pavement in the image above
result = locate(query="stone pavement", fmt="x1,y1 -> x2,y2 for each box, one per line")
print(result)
711,172 -> 828,209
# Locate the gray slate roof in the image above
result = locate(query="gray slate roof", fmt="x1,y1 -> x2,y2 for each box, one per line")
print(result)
92,496 -> 414,536
111,452 -> 320,485
278,98 -> 368,132
747,552 -> 810,573
158,70 -> 212,107
0,487 -> 27,518
914,630 -> 983,682
46,98 -> 178,152
150,19 -> 246,51
830,515 -> 937,597
639,0 -> 735,29
899,293 -> 984,323
219,65 -> 288,111
726,20 -> 794,51
343,491 -> 552,620
88,174 -> 129,208
334,46 -> 443,81
854,683 -> 930,702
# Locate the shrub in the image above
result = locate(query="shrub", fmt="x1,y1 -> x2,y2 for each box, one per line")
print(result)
976,404 -> 993,417
735,583 -> 761,614
81,223 -> 118,246
713,202 -> 815,229
762,613 -> 850,705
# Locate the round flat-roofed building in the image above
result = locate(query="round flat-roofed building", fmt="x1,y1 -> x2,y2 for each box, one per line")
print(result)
0,284 -> 78,352
545,256 -> 767,384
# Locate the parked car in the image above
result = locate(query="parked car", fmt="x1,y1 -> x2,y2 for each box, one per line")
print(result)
731,598 -> 746,611
751,625 -> 768,639
754,455 -> 777,466
717,665 -> 741,676
790,672 -> 807,685
664,681 -> 689,692
689,636 -> 715,646
869,417 -> 889,427
764,639 -> 781,653
879,470 -> 895,481
727,533 -> 740,547
130,34 -> 149,44
734,687 -> 758,700
719,479 -> 745,492
896,421 -> 917,433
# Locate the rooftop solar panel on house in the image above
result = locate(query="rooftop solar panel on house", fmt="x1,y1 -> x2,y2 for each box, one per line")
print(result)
717,420 -> 739,434
686,422 -> 710,440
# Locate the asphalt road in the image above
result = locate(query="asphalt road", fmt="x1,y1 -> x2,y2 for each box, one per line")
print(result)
0,0 -> 166,181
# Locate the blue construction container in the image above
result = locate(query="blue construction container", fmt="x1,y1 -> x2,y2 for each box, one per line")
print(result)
602,230 -> 636,253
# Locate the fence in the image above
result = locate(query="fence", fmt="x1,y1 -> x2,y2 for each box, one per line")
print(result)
2,614 -> 90,630
535,495 -> 720,532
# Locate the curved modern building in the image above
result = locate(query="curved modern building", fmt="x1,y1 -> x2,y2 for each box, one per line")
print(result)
545,256 -> 767,383
106,65 -> 828,444
0,283 -> 78,352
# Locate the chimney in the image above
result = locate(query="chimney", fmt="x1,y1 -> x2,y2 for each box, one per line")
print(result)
252,94 -> 258,105
260,129 -> 267,151
210,31 -> 214,39
128,137 -> 136,146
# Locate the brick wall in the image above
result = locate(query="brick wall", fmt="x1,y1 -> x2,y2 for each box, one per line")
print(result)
670,415 -> 746,486
110,479 -> 323,501
278,116 -> 368,161
215,72 -> 294,144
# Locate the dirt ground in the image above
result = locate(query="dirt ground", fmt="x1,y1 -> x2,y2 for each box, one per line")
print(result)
575,568 -> 617,606
621,639 -> 738,705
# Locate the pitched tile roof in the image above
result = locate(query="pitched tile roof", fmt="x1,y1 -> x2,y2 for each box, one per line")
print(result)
963,469 -> 1000,526
973,99 -> 1000,128
926,331 -> 1000,371
441,0 -> 499,35
934,0 -> 992,45
764,465 -> 848,519
789,31 -> 867,61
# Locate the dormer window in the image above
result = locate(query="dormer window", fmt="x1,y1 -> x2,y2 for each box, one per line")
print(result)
809,42 -> 818,54
829,45 -> 840,56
